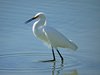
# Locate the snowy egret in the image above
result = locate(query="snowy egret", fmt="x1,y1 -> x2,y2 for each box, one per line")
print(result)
25,12 -> 78,62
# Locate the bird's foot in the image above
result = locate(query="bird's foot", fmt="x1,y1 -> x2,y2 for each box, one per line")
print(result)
40,59 -> 56,62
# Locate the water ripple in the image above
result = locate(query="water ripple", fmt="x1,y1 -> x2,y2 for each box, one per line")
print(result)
0,52 -> 81,72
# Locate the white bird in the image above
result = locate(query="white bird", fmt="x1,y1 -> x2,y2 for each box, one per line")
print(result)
25,12 -> 78,63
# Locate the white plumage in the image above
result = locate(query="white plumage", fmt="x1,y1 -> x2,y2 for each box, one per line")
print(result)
25,12 -> 78,62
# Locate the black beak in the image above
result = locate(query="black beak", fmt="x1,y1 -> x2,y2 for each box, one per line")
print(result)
25,16 -> 39,24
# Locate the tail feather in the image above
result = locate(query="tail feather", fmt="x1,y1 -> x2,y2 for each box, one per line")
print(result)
68,40 -> 78,51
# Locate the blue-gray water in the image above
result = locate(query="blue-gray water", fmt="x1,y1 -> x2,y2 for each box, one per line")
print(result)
0,0 -> 100,75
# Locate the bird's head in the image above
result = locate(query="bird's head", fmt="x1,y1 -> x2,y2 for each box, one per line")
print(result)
25,12 -> 45,24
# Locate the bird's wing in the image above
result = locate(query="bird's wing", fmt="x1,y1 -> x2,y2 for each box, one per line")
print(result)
44,26 -> 78,50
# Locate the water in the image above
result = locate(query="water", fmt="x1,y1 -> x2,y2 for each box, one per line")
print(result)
0,0 -> 100,75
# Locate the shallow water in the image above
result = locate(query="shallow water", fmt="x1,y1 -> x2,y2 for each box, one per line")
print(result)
0,0 -> 100,75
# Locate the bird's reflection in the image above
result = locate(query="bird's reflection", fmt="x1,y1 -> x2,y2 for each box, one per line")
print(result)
52,61 -> 63,75
51,62 -> 78,75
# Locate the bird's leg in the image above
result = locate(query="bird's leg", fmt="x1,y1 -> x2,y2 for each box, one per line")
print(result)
40,47 -> 56,62
44,47 -> 55,62
56,49 -> 64,63
52,47 -> 56,61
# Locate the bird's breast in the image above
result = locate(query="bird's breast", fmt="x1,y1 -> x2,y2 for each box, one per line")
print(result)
32,27 -> 50,45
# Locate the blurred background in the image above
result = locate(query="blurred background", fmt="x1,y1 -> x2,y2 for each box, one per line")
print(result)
0,0 -> 100,75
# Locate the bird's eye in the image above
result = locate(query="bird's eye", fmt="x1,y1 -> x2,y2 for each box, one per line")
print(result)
33,15 -> 39,19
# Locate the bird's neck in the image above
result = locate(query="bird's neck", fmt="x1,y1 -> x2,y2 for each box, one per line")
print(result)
33,18 -> 46,30
32,18 -> 46,36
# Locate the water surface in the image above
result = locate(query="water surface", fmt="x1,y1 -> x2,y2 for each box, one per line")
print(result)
0,0 -> 100,75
